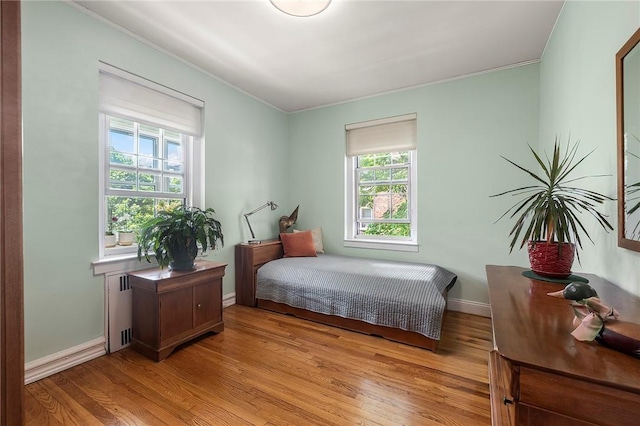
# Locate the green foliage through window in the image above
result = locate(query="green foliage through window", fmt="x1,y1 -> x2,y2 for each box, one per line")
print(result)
104,115 -> 189,243
356,151 -> 411,238
107,196 -> 183,233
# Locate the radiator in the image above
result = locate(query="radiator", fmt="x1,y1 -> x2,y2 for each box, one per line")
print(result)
106,273 -> 132,352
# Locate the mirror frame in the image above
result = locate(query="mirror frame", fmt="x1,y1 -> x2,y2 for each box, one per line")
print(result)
617,27 -> 640,252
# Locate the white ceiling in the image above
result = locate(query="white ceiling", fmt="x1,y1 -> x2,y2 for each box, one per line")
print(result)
73,0 -> 564,112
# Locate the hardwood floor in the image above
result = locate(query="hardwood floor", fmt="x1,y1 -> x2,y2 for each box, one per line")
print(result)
25,305 -> 493,425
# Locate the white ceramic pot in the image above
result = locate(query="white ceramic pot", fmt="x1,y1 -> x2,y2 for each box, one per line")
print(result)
118,231 -> 135,246
105,234 -> 117,248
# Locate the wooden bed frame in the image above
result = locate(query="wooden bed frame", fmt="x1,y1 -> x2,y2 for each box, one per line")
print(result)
235,240 -> 448,352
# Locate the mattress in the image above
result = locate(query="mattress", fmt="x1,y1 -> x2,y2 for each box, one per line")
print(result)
256,254 -> 457,340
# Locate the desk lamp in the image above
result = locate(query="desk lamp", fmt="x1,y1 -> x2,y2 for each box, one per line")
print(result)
244,201 -> 278,244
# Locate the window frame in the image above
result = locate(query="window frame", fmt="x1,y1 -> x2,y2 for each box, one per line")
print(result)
345,149 -> 418,252
105,117 -> 189,198
98,113 -> 203,259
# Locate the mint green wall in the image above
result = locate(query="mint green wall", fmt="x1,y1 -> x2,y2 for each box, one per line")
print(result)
22,1 -> 288,362
25,0 -> 640,365
287,65 -> 540,305
539,0 -> 640,296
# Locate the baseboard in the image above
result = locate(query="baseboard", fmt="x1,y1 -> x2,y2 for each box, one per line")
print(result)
447,298 -> 491,318
223,292 -> 236,308
25,337 -> 106,384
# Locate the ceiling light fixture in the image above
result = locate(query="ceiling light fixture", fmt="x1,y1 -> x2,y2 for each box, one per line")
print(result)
270,0 -> 332,17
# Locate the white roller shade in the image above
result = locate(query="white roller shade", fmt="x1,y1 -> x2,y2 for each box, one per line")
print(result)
99,68 -> 203,137
346,113 -> 417,156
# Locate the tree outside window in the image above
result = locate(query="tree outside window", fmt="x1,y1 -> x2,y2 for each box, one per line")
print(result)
104,116 -> 188,249
356,151 -> 411,238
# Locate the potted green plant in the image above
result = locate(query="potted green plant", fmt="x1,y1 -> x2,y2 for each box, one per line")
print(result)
117,213 -> 136,246
137,205 -> 224,271
492,137 -> 614,277
105,214 -> 118,248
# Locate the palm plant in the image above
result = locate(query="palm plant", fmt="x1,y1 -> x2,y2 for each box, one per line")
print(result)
138,205 -> 224,270
492,137 -> 614,262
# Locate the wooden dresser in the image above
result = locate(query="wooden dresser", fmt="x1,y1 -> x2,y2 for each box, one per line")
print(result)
129,260 -> 227,361
235,240 -> 283,306
487,265 -> 640,426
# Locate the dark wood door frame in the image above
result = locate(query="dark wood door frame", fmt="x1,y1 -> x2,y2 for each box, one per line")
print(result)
1,1 -> 24,424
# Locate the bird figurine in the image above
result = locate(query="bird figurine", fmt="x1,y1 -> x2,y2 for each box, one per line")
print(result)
548,282 -> 640,359
279,205 -> 299,234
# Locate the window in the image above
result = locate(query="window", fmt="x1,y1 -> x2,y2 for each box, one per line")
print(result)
103,116 -> 188,243
98,64 -> 204,258
345,114 -> 418,251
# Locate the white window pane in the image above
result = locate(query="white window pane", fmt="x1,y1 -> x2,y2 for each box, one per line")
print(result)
139,124 -> 160,138
374,169 -> 390,181
392,193 -> 408,219
139,135 -> 158,157
359,170 -> 375,182
358,195 -> 373,210
375,185 -> 390,194
358,185 -> 375,196
109,116 -> 134,131
138,156 -> 160,170
138,173 -> 160,192
164,160 -> 183,173
165,130 -> 180,140
165,140 -> 183,162
109,132 -> 134,156
109,118 -> 135,155
164,176 -> 183,194
390,152 -> 409,165
360,207 -> 373,219
391,167 -> 408,181
110,151 -> 135,166
110,170 -> 136,190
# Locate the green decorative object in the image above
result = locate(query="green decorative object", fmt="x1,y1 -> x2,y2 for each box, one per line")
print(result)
137,205 -> 224,270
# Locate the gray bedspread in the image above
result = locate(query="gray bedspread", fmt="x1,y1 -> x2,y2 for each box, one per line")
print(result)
256,254 -> 457,340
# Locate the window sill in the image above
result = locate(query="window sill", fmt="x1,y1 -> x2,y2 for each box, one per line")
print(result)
104,243 -> 138,257
343,238 -> 419,252
92,252 -> 157,276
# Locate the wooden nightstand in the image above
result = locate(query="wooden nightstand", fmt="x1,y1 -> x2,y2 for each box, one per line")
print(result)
128,260 -> 227,361
235,240 -> 283,306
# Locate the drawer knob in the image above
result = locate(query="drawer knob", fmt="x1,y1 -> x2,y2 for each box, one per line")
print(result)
503,397 -> 513,405
197,303 -> 202,308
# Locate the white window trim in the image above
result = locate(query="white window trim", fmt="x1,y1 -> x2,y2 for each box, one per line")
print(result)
344,150 -> 418,252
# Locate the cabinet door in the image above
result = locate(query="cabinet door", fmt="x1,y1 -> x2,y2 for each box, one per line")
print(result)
159,287 -> 193,340
193,281 -> 222,328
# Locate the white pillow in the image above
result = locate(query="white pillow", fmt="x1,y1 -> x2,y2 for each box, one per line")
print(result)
293,227 -> 324,254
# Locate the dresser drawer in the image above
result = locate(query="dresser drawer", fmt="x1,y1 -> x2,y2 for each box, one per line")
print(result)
253,243 -> 284,266
519,367 -> 640,426
517,404 -> 594,426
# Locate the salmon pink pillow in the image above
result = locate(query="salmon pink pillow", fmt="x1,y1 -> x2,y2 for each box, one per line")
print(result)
280,230 -> 317,257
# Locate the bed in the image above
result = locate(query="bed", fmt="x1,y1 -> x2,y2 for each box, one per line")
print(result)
254,251 -> 456,352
